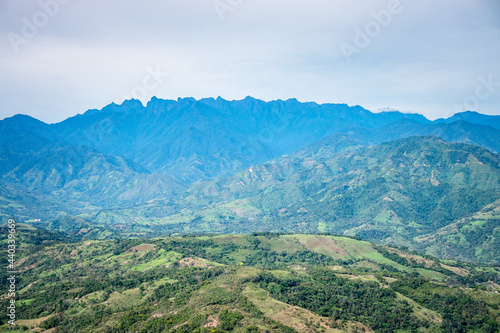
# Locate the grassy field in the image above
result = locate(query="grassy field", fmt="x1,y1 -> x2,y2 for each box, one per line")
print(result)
0,230 -> 499,332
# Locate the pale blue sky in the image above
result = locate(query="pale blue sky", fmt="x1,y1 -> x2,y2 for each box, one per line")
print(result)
1,0 -> 499,123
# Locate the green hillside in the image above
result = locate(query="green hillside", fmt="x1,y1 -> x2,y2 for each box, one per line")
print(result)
1,227 -> 499,332
2,107 -> 500,267
70,136 -> 500,264
415,199 -> 500,264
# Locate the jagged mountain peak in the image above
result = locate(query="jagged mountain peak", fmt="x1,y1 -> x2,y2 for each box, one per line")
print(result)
4,96 -> 499,183
1,98 -> 499,265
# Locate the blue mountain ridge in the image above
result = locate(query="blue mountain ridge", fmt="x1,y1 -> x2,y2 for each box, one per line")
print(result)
1,96 -> 499,263
2,96 -> 498,183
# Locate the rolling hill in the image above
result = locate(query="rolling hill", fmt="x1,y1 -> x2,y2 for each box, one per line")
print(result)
0,228 -> 499,332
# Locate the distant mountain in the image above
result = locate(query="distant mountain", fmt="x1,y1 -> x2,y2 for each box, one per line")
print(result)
435,111 -> 500,129
2,97 -> 500,264
375,119 -> 500,152
0,97 -> 436,183
0,126 -> 184,220
0,114 -> 54,139
3,97 -> 498,184
186,135 -> 499,232
295,118 -> 500,158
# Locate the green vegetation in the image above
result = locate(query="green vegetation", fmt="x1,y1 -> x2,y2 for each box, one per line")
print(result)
28,136 -> 499,265
0,228 -> 499,332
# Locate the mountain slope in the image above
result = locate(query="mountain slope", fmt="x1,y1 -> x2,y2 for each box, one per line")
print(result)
0,127 -> 184,219
375,119 -> 500,153
85,136 -> 500,263
2,97 -> 500,265
0,97 -> 435,182
435,111 -> 500,130
13,97 -> 500,183
3,97 -> 499,184
1,230 -> 499,332
415,199 -> 500,264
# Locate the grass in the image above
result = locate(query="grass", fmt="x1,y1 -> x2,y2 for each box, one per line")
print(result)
334,273 -> 381,285
269,270 -> 294,279
83,290 -> 105,302
18,298 -> 34,306
106,288 -> 143,307
350,260 -> 380,271
13,316 -> 53,331
153,277 -> 179,286
396,292 -> 442,325
414,268 -> 447,282
243,283 -> 344,333
317,221 -> 327,232
461,219 -> 488,232
218,199 -> 262,218
130,250 -> 183,271
280,235 -> 452,276
350,246 -> 411,273
283,235 -> 349,259
257,236 -> 304,253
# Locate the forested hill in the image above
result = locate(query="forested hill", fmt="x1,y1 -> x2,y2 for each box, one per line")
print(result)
0,229 -> 499,332
53,136 -> 500,265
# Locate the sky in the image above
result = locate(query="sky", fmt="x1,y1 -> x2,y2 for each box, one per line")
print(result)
0,0 -> 499,123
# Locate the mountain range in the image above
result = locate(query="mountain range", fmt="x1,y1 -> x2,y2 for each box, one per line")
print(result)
1,96 -> 499,264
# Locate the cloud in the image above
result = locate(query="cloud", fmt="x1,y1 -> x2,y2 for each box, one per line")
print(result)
0,0 -> 499,123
